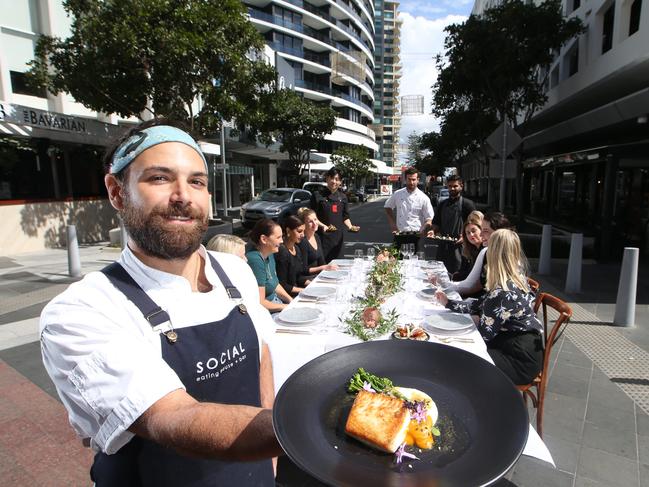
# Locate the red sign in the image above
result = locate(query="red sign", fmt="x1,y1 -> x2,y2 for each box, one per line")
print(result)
387,175 -> 400,182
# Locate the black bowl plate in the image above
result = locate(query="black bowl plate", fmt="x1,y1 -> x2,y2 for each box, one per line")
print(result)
273,340 -> 528,487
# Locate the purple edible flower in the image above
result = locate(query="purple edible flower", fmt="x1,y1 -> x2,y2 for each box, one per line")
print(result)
394,443 -> 419,465
406,400 -> 428,423
362,381 -> 376,393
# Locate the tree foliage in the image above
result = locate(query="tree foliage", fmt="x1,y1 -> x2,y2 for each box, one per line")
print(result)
432,0 -> 584,149
330,145 -> 374,186
264,90 -> 337,175
28,0 -> 276,136
406,132 -> 423,165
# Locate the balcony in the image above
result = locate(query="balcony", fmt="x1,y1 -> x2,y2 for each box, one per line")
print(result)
268,41 -> 304,59
295,78 -> 332,95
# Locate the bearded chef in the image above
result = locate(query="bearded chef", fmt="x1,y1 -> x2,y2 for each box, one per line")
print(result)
39,120 -> 283,486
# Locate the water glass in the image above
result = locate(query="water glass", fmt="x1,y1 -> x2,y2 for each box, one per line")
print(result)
417,251 -> 425,262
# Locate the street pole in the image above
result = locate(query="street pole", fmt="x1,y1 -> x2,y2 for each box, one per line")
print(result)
220,118 -> 228,218
499,114 -> 507,212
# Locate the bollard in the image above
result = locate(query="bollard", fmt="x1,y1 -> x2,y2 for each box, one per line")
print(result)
614,247 -> 639,327
66,225 -> 81,277
120,219 -> 128,250
565,233 -> 582,293
537,224 -> 552,275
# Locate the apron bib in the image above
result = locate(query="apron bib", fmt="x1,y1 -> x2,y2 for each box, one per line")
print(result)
91,255 -> 273,487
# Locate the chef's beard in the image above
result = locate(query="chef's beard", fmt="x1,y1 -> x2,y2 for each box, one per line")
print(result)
121,194 -> 208,260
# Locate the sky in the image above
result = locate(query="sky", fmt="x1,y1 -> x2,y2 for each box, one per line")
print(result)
395,0 -> 473,161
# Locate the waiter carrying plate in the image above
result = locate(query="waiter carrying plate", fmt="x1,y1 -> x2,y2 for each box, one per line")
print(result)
384,166 -> 434,254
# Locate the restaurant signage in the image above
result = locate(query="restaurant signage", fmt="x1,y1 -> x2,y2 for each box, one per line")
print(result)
1,102 -> 88,134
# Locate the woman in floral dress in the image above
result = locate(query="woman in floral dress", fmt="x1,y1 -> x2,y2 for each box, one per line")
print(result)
436,229 -> 543,385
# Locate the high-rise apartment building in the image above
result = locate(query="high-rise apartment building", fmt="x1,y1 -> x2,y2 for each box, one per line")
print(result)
372,0 -> 402,167
245,0 -> 379,167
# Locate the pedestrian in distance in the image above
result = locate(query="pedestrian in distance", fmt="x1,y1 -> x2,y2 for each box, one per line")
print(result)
384,166 -> 434,253
39,120 -> 283,486
311,167 -> 360,262
427,174 -> 476,273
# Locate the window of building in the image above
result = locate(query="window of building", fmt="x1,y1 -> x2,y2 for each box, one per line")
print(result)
10,71 -> 46,97
564,43 -> 579,77
570,0 -> 581,13
602,3 -> 615,54
550,65 -> 560,88
629,0 -> 642,36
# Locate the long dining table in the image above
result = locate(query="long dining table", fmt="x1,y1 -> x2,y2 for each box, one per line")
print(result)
267,257 -> 555,467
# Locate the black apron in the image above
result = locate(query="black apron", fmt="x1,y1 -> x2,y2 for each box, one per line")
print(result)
315,190 -> 347,262
91,254 -> 274,487
438,197 -> 464,273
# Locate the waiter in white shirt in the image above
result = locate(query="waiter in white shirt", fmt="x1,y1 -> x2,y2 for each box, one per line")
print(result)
384,166 -> 434,252
40,120 -> 282,486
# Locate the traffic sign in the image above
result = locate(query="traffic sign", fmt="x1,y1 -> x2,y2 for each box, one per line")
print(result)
486,122 -> 522,157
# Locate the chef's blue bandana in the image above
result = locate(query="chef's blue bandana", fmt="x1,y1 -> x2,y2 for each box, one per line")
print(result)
110,125 -> 208,174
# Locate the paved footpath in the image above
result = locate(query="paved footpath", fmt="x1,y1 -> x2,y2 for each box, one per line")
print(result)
0,244 -> 648,486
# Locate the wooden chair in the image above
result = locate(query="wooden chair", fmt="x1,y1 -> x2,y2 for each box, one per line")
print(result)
517,292 -> 572,438
527,277 -> 540,294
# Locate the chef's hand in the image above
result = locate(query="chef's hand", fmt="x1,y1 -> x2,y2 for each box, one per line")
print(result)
426,230 -> 435,238
348,225 -> 360,232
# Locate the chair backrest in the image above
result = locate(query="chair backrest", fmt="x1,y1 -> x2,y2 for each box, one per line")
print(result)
536,292 -> 572,350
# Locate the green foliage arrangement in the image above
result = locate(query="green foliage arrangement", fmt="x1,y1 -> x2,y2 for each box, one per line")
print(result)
344,249 -> 402,341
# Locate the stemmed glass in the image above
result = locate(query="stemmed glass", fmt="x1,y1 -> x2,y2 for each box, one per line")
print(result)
366,247 -> 376,261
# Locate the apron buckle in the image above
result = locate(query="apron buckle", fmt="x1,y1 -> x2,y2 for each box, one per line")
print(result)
164,330 -> 178,343
238,304 -> 248,315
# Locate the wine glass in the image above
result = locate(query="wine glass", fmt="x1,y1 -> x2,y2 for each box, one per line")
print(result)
366,247 -> 376,261
400,243 -> 410,260
417,251 -> 425,262
408,243 -> 416,258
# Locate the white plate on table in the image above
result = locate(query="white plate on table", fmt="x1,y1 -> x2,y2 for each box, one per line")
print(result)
423,312 -> 475,332
319,270 -> 349,281
300,287 -> 336,299
277,307 -> 323,326
417,287 -> 438,301
330,259 -> 353,268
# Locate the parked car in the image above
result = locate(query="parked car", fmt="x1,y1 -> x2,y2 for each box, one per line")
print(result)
240,188 -> 312,228
430,186 -> 449,207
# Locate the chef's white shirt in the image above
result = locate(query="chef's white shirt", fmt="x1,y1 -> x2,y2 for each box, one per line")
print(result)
384,187 -> 434,232
39,246 -> 274,455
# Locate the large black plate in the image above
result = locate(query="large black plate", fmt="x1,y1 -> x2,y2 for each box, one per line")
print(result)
273,340 -> 528,487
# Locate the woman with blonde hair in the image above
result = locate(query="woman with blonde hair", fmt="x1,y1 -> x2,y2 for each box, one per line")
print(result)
206,234 -> 246,260
297,207 -> 339,274
436,229 -> 543,385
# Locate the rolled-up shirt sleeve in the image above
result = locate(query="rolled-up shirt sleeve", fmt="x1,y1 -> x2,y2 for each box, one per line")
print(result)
40,298 -> 184,455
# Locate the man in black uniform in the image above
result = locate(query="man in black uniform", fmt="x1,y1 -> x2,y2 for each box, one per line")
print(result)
428,174 -> 476,273
311,167 -> 360,262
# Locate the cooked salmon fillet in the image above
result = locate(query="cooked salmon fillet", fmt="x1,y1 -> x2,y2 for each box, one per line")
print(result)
345,390 -> 410,453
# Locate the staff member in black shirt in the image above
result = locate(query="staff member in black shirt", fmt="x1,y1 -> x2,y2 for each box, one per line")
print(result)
311,167 -> 360,262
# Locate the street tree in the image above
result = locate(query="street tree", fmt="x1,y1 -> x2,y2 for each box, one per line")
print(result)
330,145 -> 374,188
27,0 -> 276,136
432,0 -> 583,214
406,132 -> 423,165
265,90 -> 337,176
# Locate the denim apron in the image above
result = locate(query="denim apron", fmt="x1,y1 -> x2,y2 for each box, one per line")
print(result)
90,254 -> 274,486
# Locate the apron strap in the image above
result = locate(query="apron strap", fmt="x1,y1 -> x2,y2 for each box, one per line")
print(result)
101,262 -> 171,328
206,253 -> 242,300
101,254 -> 243,329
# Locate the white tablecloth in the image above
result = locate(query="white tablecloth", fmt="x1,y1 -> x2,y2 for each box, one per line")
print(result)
268,259 -> 555,467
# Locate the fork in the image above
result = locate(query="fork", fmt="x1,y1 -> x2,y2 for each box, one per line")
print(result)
432,335 -> 474,344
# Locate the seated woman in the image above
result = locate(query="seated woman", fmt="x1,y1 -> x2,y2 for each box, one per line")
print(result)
436,229 -> 543,385
440,212 -> 511,298
453,219 -> 483,282
276,216 -> 311,296
245,218 -> 293,313
297,207 -> 339,274
206,234 -> 246,260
